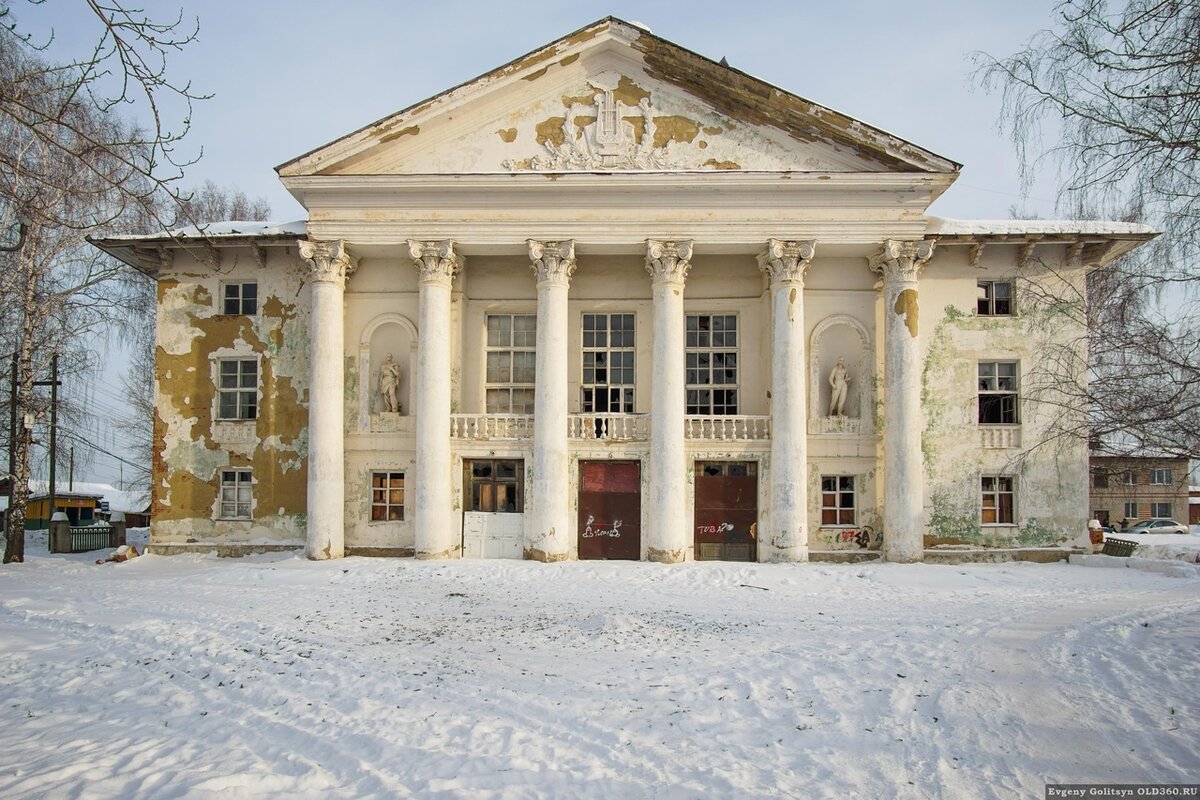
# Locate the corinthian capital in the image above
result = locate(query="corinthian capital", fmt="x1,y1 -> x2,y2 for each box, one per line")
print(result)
298,239 -> 357,285
645,239 -> 693,284
869,239 -> 935,284
757,239 -> 816,286
528,239 -> 577,284
407,239 -> 462,285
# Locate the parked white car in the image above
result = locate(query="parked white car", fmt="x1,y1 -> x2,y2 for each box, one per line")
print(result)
1122,518 -> 1189,535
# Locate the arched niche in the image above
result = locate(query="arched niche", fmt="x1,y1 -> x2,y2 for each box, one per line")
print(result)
808,314 -> 873,435
359,313 -> 418,431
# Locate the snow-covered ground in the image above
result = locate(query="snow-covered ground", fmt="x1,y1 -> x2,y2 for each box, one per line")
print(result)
0,535 -> 1197,798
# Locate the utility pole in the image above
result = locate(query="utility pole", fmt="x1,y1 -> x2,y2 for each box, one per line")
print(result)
33,355 -> 61,523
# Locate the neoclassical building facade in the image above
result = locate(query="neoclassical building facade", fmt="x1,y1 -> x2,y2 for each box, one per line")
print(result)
94,18 -> 1153,562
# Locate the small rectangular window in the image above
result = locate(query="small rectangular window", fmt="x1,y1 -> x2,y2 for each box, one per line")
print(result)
463,459 -> 524,513
1123,501 -> 1139,519
222,282 -> 258,315
217,359 -> 258,420
977,281 -> 1013,316
370,472 -> 405,521
1125,471 -> 1137,485
219,470 -> 253,519
1091,471 -> 1109,489
1151,502 -> 1173,518
978,361 -> 1018,424
981,475 -> 1015,525
1150,468 -> 1172,485
820,475 -> 856,526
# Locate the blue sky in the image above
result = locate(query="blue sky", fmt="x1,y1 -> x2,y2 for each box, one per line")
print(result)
18,1 -> 1072,485
30,0 -> 1066,221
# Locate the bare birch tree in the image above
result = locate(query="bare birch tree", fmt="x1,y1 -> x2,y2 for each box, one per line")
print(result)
976,0 -> 1200,459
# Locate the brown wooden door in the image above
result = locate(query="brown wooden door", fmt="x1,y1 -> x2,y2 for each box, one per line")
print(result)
578,461 -> 641,560
694,461 -> 758,562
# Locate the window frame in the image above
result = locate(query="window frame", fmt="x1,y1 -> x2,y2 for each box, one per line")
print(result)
581,312 -> 636,413
1150,468 -> 1172,485
1125,471 -> 1138,485
221,281 -> 258,316
685,313 -> 739,415
978,361 -> 1019,425
819,475 -> 857,527
1091,471 -> 1109,489
1123,501 -> 1139,519
216,358 -> 259,421
370,471 -> 405,522
484,313 -> 537,414
981,475 -> 1016,526
977,280 -> 1013,316
219,469 -> 253,520
1150,502 -> 1173,518
463,458 -> 525,513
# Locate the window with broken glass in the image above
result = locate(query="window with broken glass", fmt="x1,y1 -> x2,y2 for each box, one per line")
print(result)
485,314 -> 536,413
686,314 -> 738,415
981,476 -> 1015,525
370,472 -> 405,521
463,459 -> 524,513
978,361 -> 1018,424
581,313 -> 635,413
977,281 -> 1012,316
820,476 -> 856,526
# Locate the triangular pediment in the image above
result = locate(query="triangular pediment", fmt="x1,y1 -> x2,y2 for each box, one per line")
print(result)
278,18 -> 958,178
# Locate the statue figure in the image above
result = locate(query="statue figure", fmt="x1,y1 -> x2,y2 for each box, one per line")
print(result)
828,357 -> 851,417
378,353 -> 401,413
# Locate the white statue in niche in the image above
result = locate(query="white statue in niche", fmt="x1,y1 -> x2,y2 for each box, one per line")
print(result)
828,357 -> 852,417
378,353 -> 401,413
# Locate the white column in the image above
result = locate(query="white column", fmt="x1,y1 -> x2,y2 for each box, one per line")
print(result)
758,239 -> 815,562
408,240 -> 463,559
869,239 -> 935,563
297,239 -> 357,560
526,240 -> 576,562
645,239 -> 692,563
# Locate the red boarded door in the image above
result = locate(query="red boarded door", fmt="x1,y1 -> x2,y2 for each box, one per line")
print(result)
694,461 -> 758,562
578,461 -> 641,560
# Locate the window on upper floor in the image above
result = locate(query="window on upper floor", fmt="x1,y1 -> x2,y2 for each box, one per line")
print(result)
977,281 -> 1013,316
485,314 -> 536,414
820,475 -> 856,526
981,475 -> 1015,525
222,281 -> 258,315
582,313 -> 635,413
370,471 -> 405,521
219,469 -> 253,519
1125,471 -> 1138,485
978,361 -> 1018,424
686,314 -> 738,415
1151,468 -> 1173,485
1092,471 -> 1109,489
217,359 -> 258,420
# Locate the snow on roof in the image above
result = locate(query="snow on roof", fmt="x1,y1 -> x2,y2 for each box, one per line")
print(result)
25,481 -> 149,513
102,219 -> 307,242
925,216 -> 1157,237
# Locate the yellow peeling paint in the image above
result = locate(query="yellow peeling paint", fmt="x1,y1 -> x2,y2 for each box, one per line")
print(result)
703,126 -> 723,135
558,53 -> 579,66
652,115 -> 700,149
788,287 -> 797,321
613,75 -> 651,106
523,66 -> 549,82
378,125 -> 419,144
702,158 -> 740,170
535,117 -> 566,148
894,288 -> 919,337
496,128 -> 517,143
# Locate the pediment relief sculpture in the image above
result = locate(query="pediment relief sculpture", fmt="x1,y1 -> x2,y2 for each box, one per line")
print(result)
503,73 -> 686,171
